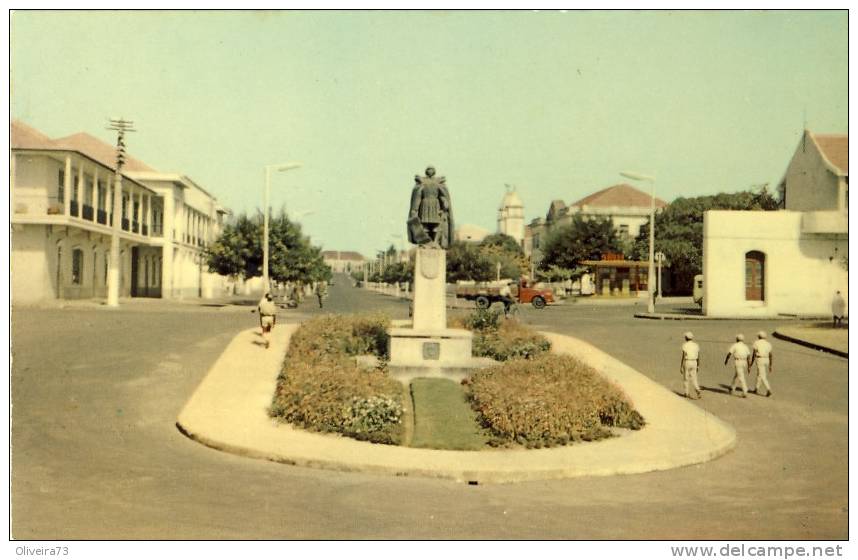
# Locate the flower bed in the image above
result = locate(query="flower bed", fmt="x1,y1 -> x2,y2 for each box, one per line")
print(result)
269,314 -> 404,445
465,354 -> 645,448
457,308 -> 552,361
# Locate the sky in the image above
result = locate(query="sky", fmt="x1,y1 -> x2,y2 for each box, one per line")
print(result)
10,10 -> 848,257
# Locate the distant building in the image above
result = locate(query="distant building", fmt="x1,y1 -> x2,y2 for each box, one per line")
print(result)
454,223 -> 490,243
524,184 -> 667,256
497,186 -> 525,244
11,120 -> 231,304
703,130 -> 848,317
322,250 -> 366,273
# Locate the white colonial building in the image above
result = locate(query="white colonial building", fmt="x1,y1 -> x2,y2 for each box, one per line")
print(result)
703,130 -> 848,317
11,120 -> 231,304
524,184 -> 667,256
322,250 -> 366,274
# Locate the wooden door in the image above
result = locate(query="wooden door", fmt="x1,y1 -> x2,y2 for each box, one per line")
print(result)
745,251 -> 765,301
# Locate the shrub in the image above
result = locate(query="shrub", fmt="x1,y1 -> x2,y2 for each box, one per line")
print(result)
454,309 -> 551,361
465,354 -> 645,447
463,307 -> 503,332
270,314 -> 403,444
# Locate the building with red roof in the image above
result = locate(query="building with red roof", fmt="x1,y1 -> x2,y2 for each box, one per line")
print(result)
703,130 -> 848,317
11,120 -> 233,303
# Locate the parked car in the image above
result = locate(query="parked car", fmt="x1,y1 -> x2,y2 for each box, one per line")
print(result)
456,278 -> 555,309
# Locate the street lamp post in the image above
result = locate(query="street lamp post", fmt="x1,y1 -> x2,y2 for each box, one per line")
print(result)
263,162 -> 302,293
620,171 -> 656,313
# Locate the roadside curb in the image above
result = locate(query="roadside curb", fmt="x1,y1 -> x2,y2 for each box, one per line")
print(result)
772,330 -> 848,358
177,324 -> 737,484
635,313 -> 831,321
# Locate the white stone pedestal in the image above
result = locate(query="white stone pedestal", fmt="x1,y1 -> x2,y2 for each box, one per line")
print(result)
388,247 -> 486,382
411,247 -> 447,331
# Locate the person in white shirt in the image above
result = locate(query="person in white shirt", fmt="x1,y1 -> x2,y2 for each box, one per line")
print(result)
832,291 -> 846,328
750,331 -> 773,397
679,331 -> 702,399
724,334 -> 751,398
499,282 -> 515,317
257,293 -> 277,349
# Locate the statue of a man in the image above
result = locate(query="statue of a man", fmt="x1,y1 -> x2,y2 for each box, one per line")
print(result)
408,166 -> 454,249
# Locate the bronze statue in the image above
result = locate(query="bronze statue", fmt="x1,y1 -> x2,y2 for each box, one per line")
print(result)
408,166 -> 454,249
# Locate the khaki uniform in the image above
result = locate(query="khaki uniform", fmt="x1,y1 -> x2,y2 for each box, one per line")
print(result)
752,338 -> 773,396
727,341 -> 751,396
258,298 -> 277,348
681,340 -> 701,398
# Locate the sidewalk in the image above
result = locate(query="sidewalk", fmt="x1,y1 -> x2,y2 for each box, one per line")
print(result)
177,324 -> 736,484
773,324 -> 848,358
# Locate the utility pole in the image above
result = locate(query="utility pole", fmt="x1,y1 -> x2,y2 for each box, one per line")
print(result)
106,118 -> 135,307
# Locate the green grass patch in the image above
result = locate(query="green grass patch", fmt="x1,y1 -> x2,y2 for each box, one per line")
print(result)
409,378 -> 490,450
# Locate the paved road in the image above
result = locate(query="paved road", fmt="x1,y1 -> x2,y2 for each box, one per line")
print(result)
11,280 -> 847,539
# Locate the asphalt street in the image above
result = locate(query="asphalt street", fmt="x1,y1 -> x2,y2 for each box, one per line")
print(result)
10,280 -> 848,539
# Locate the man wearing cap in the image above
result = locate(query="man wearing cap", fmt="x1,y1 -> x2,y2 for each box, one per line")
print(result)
679,331 -> 702,399
750,331 -> 773,397
724,334 -> 751,398
257,293 -> 277,349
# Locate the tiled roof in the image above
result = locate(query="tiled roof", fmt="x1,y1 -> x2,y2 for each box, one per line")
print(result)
812,132 -> 848,175
571,184 -> 667,209
322,250 -> 365,261
52,132 -> 156,172
11,120 -> 157,172
10,120 -> 57,150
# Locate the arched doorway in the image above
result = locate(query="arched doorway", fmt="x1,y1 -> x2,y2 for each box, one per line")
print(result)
745,251 -> 765,301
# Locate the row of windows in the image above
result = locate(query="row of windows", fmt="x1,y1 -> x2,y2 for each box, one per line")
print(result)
63,247 -> 160,287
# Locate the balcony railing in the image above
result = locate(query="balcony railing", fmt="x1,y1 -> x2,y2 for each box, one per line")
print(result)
82,204 -> 94,221
97,209 -> 108,225
151,224 -> 163,237
70,200 -> 79,216
122,218 -> 130,231
142,224 -> 148,236
132,220 -> 140,234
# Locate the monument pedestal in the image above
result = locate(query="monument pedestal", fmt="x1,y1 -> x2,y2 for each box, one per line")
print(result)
388,247 -> 489,382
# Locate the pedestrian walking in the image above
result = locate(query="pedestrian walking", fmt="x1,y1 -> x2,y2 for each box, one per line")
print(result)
257,293 -> 277,349
832,291 -> 846,328
724,334 -> 751,398
315,280 -> 328,309
750,331 -> 773,397
679,331 -> 702,399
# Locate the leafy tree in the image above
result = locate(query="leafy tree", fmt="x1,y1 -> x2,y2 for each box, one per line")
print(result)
630,186 -> 779,294
446,241 -> 494,282
480,233 -> 524,256
541,215 -> 621,270
204,209 -> 330,284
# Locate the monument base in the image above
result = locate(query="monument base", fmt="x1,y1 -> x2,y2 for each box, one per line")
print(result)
387,326 -> 495,384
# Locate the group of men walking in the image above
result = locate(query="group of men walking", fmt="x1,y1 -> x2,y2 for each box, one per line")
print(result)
680,331 -> 774,400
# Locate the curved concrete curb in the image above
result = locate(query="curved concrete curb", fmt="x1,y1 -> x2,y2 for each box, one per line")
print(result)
177,325 -> 736,484
773,329 -> 848,358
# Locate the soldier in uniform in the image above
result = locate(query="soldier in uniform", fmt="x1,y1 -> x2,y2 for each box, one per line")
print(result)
257,293 -> 277,349
750,331 -> 773,397
724,334 -> 751,398
679,331 -> 702,399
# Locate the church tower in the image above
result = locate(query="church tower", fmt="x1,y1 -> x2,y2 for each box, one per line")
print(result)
497,185 -> 525,244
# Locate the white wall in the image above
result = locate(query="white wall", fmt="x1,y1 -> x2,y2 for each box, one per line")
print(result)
703,210 -> 847,317
11,225 -> 53,304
